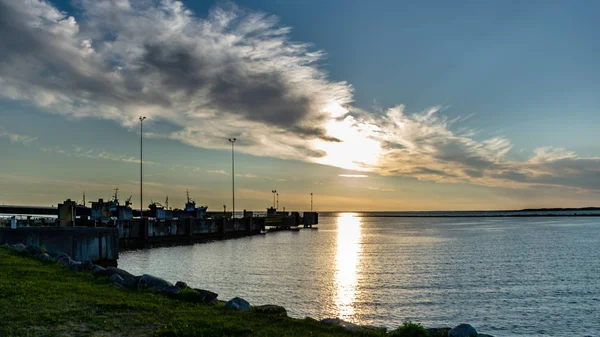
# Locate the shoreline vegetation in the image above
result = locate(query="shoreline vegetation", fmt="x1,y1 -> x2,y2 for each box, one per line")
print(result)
0,245 -> 494,337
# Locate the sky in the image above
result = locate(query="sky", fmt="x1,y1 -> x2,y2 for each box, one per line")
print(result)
0,0 -> 599,211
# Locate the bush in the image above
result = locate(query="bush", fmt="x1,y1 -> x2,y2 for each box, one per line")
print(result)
390,321 -> 429,337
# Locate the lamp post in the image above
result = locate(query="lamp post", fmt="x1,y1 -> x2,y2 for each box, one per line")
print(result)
139,116 -> 146,218
276,192 -> 279,211
310,192 -> 313,212
228,138 -> 236,219
271,190 -> 276,209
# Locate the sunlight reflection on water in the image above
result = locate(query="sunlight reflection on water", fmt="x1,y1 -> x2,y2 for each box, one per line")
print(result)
335,213 -> 362,321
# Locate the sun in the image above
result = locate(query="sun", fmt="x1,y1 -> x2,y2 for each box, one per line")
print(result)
312,104 -> 381,171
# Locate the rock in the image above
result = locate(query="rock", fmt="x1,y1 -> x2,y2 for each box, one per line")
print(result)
478,334 -> 494,337
80,260 -> 95,272
54,252 -> 70,261
57,255 -> 74,267
426,327 -> 451,337
321,318 -> 362,331
191,289 -> 219,303
161,285 -> 182,295
138,274 -> 173,291
252,305 -> 287,316
92,265 -> 111,278
175,281 -> 188,289
106,267 -> 135,279
69,261 -> 83,271
36,253 -> 53,261
448,323 -> 478,337
109,274 -> 124,284
225,297 -> 251,311
25,245 -> 43,256
11,243 -> 26,251
120,275 -> 140,289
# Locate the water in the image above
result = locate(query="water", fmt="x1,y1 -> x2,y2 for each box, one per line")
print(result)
119,214 -> 600,336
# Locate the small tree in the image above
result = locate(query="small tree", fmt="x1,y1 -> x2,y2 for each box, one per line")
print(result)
389,321 -> 429,337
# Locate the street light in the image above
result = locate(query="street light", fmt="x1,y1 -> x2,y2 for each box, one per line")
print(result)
271,190 -> 276,209
311,192 -> 313,212
276,192 -> 279,211
228,138 -> 236,219
139,116 -> 146,219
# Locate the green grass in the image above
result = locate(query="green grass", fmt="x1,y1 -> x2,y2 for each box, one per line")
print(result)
0,247 -> 386,337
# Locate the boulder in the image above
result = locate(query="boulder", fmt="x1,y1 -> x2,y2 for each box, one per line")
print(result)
69,261 -> 83,271
54,252 -> 70,261
80,260 -> 95,272
57,256 -> 74,267
225,297 -> 251,311
120,275 -> 140,289
138,274 -> 173,292
448,323 -> 478,337
321,318 -> 362,332
191,289 -> 219,303
25,245 -> 43,256
106,267 -> 135,279
36,253 -> 53,261
109,273 -> 124,284
252,305 -> 287,317
92,265 -> 111,278
161,286 -> 182,295
478,334 -> 494,337
11,243 -> 26,251
175,281 -> 188,289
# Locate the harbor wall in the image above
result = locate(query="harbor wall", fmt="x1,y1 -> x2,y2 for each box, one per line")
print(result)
0,227 -> 118,265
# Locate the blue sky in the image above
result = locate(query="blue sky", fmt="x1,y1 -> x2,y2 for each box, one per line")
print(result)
0,0 -> 598,210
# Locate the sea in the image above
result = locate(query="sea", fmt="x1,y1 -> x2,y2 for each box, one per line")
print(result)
119,211 -> 600,336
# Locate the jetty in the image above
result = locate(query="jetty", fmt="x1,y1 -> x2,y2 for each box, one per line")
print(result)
0,193 -> 318,266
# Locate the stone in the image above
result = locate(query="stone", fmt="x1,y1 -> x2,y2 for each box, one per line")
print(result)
25,245 -> 43,256
120,275 -> 140,289
69,261 -> 83,271
57,255 -> 74,267
189,289 -> 219,303
11,243 -> 26,251
106,267 -> 135,279
478,334 -> 494,337
80,260 -> 95,272
252,305 -> 287,317
137,274 -> 173,291
175,281 -> 188,289
161,285 -> 182,295
225,297 -> 251,311
109,274 -> 124,284
92,265 -> 111,278
448,323 -> 478,337
321,318 -> 362,332
36,253 -> 53,261
54,252 -> 70,261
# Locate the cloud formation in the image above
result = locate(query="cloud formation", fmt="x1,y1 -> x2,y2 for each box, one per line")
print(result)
0,0 -> 598,193
0,128 -> 37,145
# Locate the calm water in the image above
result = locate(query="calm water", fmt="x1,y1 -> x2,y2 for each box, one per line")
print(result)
119,214 -> 600,336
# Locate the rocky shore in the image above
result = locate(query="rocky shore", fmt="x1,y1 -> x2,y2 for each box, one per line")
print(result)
3,242 -> 495,337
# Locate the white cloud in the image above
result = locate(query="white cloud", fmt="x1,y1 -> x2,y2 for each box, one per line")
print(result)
207,170 -> 227,175
339,174 -> 368,178
0,129 -> 37,145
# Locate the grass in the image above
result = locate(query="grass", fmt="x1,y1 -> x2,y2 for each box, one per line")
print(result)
0,247 -> 388,337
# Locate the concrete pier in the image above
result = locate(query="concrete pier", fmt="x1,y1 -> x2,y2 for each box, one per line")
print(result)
0,227 -> 118,265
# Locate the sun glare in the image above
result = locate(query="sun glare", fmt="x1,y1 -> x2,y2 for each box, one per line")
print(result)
313,112 -> 381,171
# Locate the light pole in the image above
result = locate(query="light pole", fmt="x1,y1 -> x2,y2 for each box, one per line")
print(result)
276,192 -> 279,211
311,192 -> 313,212
139,116 -> 146,219
228,138 -> 236,219
271,190 -> 276,209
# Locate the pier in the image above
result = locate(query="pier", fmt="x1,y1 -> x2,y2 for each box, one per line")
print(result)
0,197 -> 319,261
